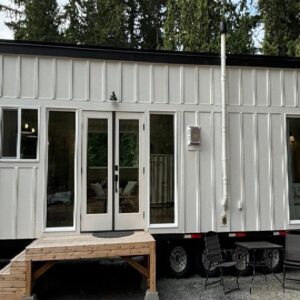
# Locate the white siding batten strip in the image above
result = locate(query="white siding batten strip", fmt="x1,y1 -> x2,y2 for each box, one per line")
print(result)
252,69 -> 257,106
268,113 -> 274,229
280,70 -> 284,107
281,114 -> 288,228
267,69 -> 271,107
69,59 -> 73,100
254,113 -> 260,230
86,60 -> 90,101
238,68 -> 242,106
16,56 -> 21,98
118,62 -> 122,102
165,65 -> 169,104
34,57 -> 39,99
194,66 -> 199,104
294,71 -> 298,107
150,64 -> 154,103
196,111 -> 200,231
211,112 -> 216,231
102,61 -> 106,101
180,66 -> 184,104
52,58 -> 56,100
180,111 -> 185,231
134,63 -> 138,103
209,67 -> 213,105
13,166 -> 19,239
32,167 -> 37,236
240,113 -> 245,231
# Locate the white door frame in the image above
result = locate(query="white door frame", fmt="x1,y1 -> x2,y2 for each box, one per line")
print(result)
81,111 -> 145,231
114,112 -> 145,230
81,111 -> 113,231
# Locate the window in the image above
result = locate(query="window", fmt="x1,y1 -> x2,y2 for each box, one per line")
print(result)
287,118 -> 300,221
150,114 -> 175,224
0,108 -> 38,159
46,111 -> 75,228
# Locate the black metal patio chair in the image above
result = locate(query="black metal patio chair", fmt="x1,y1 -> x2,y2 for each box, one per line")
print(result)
283,232 -> 300,292
204,232 -> 240,294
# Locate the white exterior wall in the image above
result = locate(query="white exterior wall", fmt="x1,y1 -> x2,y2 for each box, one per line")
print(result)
0,53 -> 299,239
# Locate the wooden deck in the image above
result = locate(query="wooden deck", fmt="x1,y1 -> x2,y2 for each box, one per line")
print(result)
0,231 -> 157,300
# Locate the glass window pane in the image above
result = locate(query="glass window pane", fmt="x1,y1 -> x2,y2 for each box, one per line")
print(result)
1,109 -> 18,158
119,120 -> 139,213
150,115 -> 174,224
287,118 -> 300,220
87,119 -> 108,214
21,109 -> 38,159
46,111 -> 75,227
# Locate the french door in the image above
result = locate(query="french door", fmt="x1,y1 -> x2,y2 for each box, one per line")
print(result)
81,111 -> 145,231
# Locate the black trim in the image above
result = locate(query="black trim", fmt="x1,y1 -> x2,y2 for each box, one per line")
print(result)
1,39 -> 300,69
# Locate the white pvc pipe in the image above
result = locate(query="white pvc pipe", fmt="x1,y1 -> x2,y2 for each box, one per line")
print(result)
220,25 -> 228,225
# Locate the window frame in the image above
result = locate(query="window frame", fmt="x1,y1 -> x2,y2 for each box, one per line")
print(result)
0,106 -> 40,162
286,115 -> 300,225
149,111 -> 178,228
44,108 -> 78,232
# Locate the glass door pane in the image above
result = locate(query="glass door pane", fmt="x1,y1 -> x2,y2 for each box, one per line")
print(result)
119,120 -> 139,213
87,119 -> 108,214
47,111 -> 75,228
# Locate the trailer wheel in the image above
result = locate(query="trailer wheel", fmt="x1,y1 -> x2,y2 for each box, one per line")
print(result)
196,247 -> 219,277
232,246 -> 251,275
263,249 -> 282,273
165,244 -> 193,278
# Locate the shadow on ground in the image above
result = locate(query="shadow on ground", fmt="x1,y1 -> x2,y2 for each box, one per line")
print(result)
34,260 -> 300,300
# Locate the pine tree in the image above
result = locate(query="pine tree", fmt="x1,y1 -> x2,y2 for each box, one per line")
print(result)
62,0 -> 83,44
163,0 -> 258,54
258,0 -> 300,56
138,0 -> 166,50
6,0 -> 61,42
81,0 -> 128,47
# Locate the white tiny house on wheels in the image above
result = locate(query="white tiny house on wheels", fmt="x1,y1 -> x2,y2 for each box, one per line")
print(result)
0,40 -> 300,277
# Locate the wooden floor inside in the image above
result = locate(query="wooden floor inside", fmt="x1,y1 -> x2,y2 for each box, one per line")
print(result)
0,231 -> 157,300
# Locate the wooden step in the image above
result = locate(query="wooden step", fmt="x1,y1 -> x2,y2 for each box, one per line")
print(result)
0,263 -> 11,276
0,251 -> 28,300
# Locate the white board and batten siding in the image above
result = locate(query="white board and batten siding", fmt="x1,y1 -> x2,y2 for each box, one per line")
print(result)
0,51 -> 299,240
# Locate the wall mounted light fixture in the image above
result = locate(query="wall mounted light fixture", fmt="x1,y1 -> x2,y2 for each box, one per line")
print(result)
109,91 -> 118,102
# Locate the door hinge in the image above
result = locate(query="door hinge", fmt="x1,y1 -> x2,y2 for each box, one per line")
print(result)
143,123 -> 145,130
143,211 -> 145,219
143,167 -> 145,174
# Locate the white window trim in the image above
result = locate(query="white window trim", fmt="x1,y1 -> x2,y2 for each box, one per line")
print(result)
44,108 -> 78,232
290,220 -> 300,225
0,106 -> 40,162
149,111 -> 178,229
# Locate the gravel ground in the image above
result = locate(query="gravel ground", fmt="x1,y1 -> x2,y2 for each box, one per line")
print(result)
33,260 -> 300,300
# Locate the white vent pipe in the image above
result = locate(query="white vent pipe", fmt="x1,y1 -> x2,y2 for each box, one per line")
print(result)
220,21 -> 228,225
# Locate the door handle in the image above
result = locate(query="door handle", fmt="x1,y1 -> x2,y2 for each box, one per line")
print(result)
114,174 -> 118,192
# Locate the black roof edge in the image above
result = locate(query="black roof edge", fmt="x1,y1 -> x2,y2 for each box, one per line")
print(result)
0,39 -> 300,69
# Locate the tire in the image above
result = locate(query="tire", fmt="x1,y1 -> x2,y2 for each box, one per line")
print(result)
196,247 -> 219,277
263,249 -> 282,273
232,246 -> 251,276
165,244 -> 193,278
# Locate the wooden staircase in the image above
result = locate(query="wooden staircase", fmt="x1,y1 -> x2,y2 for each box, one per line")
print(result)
0,231 -> 157,300
0,251 -> 29,300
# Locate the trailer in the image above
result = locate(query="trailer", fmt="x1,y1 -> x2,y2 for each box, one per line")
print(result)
0,40 -> 300,280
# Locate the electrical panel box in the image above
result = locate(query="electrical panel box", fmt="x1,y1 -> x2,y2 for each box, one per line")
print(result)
187,126 -> 201,146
